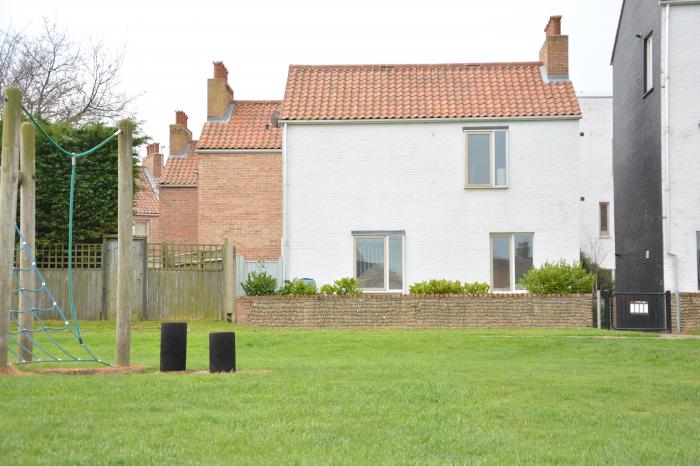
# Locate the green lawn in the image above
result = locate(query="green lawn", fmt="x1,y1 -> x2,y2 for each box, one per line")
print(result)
1,322 -> 699,465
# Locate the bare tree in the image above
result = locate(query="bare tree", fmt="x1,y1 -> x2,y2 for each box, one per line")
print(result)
0,20 -> 135,123
581,234 -> 613,291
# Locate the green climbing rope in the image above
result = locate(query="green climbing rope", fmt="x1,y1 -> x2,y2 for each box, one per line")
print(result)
21,106 -> 121,340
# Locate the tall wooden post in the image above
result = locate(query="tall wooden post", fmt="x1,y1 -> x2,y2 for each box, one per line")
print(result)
115,119 -> 133,366
18,122 -> 36,361
0,86 -> 21,369
223,239 -> 236,322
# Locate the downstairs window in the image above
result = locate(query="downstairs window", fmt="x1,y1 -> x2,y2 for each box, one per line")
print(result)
353,232 -> 404,292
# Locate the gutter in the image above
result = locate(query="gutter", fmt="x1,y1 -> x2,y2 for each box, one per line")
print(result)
278,115 -> 581,125
660,2 -> 682,333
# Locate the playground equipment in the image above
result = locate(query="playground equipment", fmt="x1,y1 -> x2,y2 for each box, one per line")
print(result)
0,86 -> 134,369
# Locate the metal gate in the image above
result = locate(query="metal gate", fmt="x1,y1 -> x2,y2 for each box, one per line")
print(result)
603,291 -> 671,332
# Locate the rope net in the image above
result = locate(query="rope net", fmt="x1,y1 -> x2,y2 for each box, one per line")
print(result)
9,225 -> 106,365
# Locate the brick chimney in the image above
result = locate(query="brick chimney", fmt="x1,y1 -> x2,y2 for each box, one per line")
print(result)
143,143 -> 163,177
207,61 -> 233,119
169,110 -> 192,155
539,15 -> 569,80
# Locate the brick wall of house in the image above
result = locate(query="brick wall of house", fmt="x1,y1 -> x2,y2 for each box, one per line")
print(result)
159,186 -> 199,243
236,294 -> 594,328
134,214 -> 161,243
197,152 -> 282,259
671,293 -> 700,333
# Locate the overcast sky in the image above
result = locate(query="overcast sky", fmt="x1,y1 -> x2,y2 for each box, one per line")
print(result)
2,0 -> 623,156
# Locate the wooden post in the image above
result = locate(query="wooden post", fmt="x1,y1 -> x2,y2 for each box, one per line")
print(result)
223,239 -> 236,322
18,122 -> 36,361
0,86 -> 21,369
115,119 -> 133,366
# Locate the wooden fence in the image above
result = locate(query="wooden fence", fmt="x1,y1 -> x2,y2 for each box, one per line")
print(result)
22,237 -> 236,321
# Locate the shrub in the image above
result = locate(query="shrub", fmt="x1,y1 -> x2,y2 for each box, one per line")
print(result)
241,269 -> 278,296
462,282 -> 490,295
409,279 -> 490,295
320,277 -> 362,296
279,279 -> 318,296
518,260 -> 595,294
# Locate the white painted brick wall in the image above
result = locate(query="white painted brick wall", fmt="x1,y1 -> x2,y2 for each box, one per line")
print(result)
285,119 -> 580,291
663,4 -> 700,291
578,97 -> 616,271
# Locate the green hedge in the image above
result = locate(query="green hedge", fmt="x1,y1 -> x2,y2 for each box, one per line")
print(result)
409,279 -> 490,295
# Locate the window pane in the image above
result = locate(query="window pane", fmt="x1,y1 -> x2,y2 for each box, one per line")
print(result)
468,133 -> 490,185
645,35 -> 653,92
492,236 -> 510,290
600,203 -> 609,235
356,238 -> 385,289
388,236 -> 403,290
514,234 -> 534,290
494,131 -> 507,186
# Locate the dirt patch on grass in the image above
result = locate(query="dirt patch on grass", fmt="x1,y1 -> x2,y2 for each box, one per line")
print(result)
37,365 -> 147,376
165,369 -> 273,376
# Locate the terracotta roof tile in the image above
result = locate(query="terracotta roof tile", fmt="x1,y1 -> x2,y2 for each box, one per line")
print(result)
134,167 -> 159,215
280,62 -> 580,120
161,141 -> 198,186
198,101 -> 282,149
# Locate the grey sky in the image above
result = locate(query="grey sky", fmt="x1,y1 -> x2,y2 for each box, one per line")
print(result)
2,0 -> 622,155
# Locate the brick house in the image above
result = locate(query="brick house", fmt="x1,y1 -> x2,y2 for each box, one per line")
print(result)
134,63 -> 282,261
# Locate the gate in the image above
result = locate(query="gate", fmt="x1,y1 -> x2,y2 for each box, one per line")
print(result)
603,291 -> 671,332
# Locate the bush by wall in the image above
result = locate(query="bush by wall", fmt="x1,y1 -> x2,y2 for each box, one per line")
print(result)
279,279 -> 318,296
518,260 -> 595,294
241,270 -> 278,296
320,277 -> 362,296
409,279 -> 490,295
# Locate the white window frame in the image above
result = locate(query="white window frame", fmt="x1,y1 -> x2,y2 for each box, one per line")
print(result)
490,233 -> 534,292
644,33 -> 653,94
353,233 -> 405,293
464,129 -> 509,189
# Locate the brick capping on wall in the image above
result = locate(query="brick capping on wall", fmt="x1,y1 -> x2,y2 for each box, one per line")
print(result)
237,294 -> 595,328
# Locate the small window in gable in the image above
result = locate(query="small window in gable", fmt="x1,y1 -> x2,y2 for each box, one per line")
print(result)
600,202 -> 610,236
465,130 -> 508,188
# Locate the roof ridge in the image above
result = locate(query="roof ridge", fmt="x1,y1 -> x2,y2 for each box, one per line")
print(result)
289,61 -> 544,69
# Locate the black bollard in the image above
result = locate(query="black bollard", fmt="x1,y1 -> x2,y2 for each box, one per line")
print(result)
209,332 -> 236,373
160,322 -> 188,372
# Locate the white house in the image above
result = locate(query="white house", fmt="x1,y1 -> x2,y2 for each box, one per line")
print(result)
578,96 -> 615,272
278,16 -> 585,293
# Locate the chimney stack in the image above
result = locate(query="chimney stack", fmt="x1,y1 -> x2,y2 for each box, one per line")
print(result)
539,15 -> 569,80
144,143 -> 163,177
169,110 -> 192,155
207,61 -> 233,119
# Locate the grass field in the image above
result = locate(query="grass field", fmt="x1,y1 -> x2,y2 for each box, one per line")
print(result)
1,322 -> 699,465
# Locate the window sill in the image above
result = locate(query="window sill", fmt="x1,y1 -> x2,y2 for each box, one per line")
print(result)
464,185 -> 508,190
599,234 -> 612,239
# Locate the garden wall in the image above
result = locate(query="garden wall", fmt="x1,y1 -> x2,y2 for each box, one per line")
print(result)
237,294 -> 594,328
671,293 -> 700,333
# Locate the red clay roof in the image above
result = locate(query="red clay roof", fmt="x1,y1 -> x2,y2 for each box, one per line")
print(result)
134,167 -> 159,215
161,141 -> 198,186
280,62 -> 580,120
198,101 -> 282,150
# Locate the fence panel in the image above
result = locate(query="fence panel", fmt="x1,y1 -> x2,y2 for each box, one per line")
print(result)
147,269 -> 224,320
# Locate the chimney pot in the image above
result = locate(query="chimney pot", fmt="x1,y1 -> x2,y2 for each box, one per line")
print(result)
545,15 -> 562,37
213,61 -> 228,80
175,110 -> 188,128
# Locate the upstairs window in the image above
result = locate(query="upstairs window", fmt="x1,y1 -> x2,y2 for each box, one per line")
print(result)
599,202 -> 610,236
353,232 -> 404,292
644,33 -> 653,94
465,129 -> 508,188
